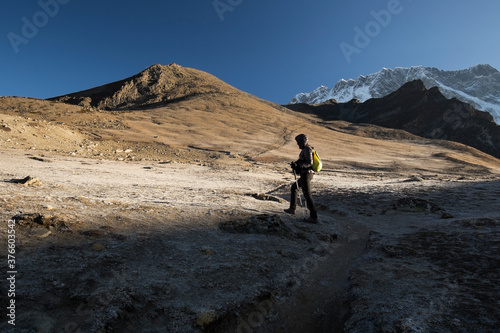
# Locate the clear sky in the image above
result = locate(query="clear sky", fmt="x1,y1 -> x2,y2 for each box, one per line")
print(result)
1,0 -> 499,104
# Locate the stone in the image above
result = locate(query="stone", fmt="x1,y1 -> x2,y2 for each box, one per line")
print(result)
393,197 -> 443,213
441,212 -> 454,219
250,193 -> 283,203
92,243 -> 106,252
12,213 -> 71,232
10,176 -> 43,186
201,247 -> 215,255
195,309 -> 218,327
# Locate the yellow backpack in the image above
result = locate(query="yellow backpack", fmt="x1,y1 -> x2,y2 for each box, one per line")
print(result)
312,150 -> 322,172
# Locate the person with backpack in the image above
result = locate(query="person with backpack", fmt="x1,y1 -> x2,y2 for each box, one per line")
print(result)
284,134 -> 319,223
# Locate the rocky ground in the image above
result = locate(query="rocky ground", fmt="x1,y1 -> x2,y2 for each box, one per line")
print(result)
1,147 -> 499,332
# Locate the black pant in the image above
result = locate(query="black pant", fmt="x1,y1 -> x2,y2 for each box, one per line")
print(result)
290,173 -> 317,218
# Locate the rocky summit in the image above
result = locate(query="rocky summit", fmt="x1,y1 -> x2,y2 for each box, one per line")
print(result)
49,63 -> 240,110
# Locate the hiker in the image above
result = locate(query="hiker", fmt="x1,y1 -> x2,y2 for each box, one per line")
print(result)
284,134 -> 318,223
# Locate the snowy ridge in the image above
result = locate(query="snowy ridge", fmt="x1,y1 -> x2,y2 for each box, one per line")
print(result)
290,65 -> 500,124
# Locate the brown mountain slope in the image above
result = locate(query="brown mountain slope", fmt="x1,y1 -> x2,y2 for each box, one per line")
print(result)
49,63 -> 243,110
2,66 -> 500,175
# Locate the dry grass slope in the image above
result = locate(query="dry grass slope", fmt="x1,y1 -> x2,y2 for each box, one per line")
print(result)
3,64 -> 500,174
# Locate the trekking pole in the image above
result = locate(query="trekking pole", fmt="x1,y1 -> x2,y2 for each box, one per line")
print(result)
292,168 -> 303,208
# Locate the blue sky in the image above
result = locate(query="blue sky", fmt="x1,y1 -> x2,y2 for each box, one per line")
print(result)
1,0 -> 499,104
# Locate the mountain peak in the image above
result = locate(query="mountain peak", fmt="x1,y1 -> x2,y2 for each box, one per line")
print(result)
142,63 -> 182,72
397,79 -> 427,92
50,64 -> 235,110
289,64 -> 500,124
469,64 -> 499,75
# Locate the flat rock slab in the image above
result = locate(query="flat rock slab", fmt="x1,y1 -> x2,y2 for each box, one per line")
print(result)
219,214 -> 294,238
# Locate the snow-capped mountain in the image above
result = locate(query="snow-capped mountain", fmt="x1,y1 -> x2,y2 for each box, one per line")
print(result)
290,64 -> 500,124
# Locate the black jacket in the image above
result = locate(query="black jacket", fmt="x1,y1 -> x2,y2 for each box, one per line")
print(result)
295,144 -> 314,174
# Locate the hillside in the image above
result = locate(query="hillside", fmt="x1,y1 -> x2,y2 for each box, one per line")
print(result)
49,64 -> 244,110
3,65 -> 500,174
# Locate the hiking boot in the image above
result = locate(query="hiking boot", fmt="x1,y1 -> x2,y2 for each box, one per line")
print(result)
303,217 -> 319,224
284,208 -> 296,215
